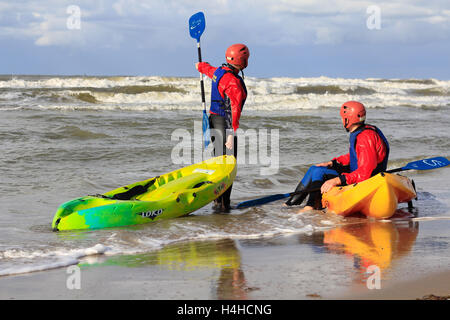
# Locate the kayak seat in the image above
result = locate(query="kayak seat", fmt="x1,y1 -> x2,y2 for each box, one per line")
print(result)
110,179 -> 156,200
135,173 -> 209,202
192,181 -> 213,188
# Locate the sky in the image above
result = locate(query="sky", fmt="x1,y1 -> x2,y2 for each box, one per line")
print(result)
0,0 -> 449,79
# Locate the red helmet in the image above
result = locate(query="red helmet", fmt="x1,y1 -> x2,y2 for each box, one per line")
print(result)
340,101 -> 366,129
225,44 -> 250,70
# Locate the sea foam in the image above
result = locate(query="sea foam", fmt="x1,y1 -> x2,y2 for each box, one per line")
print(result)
1,75 -> 448,112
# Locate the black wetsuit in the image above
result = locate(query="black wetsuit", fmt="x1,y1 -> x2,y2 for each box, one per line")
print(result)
209,114 -> 237,211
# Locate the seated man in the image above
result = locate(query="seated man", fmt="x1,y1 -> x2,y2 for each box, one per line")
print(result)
285,101 -> 390,213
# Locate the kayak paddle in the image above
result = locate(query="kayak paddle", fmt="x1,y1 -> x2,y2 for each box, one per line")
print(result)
386,156 -> 450,173
235,156 -> 450,209
189,12 -> 210,149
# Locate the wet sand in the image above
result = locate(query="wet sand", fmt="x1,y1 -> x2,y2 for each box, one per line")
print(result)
1,218 -> 449,300
340,269 -> 450,300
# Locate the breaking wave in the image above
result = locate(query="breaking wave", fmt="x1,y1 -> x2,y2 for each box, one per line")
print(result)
0,74 -> 448,111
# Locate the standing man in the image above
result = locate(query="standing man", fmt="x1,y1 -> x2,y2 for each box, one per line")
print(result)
285,101 -> 390,213
196,43 -> 249,212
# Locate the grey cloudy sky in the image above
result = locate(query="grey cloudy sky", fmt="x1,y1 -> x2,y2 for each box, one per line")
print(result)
1,0 -> 449,79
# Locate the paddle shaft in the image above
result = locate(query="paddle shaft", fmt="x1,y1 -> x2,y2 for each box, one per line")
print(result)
287,187 -> 320,198
234,187 -> 320,209
386,167 -> 405,173
196,41 -> 207,111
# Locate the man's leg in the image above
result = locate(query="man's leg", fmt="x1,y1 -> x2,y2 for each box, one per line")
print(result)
220,135 -> 237,211
286,166 -> 338,207
209,114 -> 237,211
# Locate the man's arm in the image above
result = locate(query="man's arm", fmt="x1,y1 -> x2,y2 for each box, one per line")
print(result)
341,130 -> 379,185
222,74 -> 246,132
196,62 -> 217,79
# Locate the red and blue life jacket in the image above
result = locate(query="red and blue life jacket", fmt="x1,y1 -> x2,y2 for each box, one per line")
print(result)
210,66 -> 247,117
349,124 -> 390,175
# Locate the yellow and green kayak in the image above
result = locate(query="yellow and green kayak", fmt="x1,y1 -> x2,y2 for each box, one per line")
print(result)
322,172 -> 417,219
52,155 -> 236,231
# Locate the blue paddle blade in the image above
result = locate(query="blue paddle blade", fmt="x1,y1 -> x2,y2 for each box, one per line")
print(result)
202,109 -> 210,148
403,157 -> 450,171
189,12 -> 205,42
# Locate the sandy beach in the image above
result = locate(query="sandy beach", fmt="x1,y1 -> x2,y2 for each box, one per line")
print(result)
341,270 -> 450,300
1,218 -> 449,300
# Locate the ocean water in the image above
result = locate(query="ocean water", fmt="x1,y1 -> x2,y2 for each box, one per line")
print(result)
0,75 -> 449,278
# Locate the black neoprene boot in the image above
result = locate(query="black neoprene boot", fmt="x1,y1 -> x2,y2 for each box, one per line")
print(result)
285,182 -> 308,206
304,180 -> 326,209
220,185 -> 232,212
213,185 -> 232,212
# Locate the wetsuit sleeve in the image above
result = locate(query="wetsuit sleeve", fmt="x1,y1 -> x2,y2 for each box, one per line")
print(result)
341,130 -> 380,185
330,154 -> 350,185
333,153 -> 350,166
197,62 -> 217,79
221,74 -> 246,132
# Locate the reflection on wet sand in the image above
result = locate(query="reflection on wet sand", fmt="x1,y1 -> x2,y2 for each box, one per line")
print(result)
323,212 -> 419,285
77,210 -> 421,298
80,238 -> 250,299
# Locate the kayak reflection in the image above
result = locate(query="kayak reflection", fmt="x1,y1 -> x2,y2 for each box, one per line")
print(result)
80,238 -> 249,299
323,214 -> 419,281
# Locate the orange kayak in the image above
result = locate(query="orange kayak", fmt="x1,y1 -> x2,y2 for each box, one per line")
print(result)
322,173 -> 416,219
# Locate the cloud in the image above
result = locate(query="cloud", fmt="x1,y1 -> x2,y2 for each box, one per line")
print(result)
261,0 -> 450,45
0,0 -> 448,49
0,1 -> 96,46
